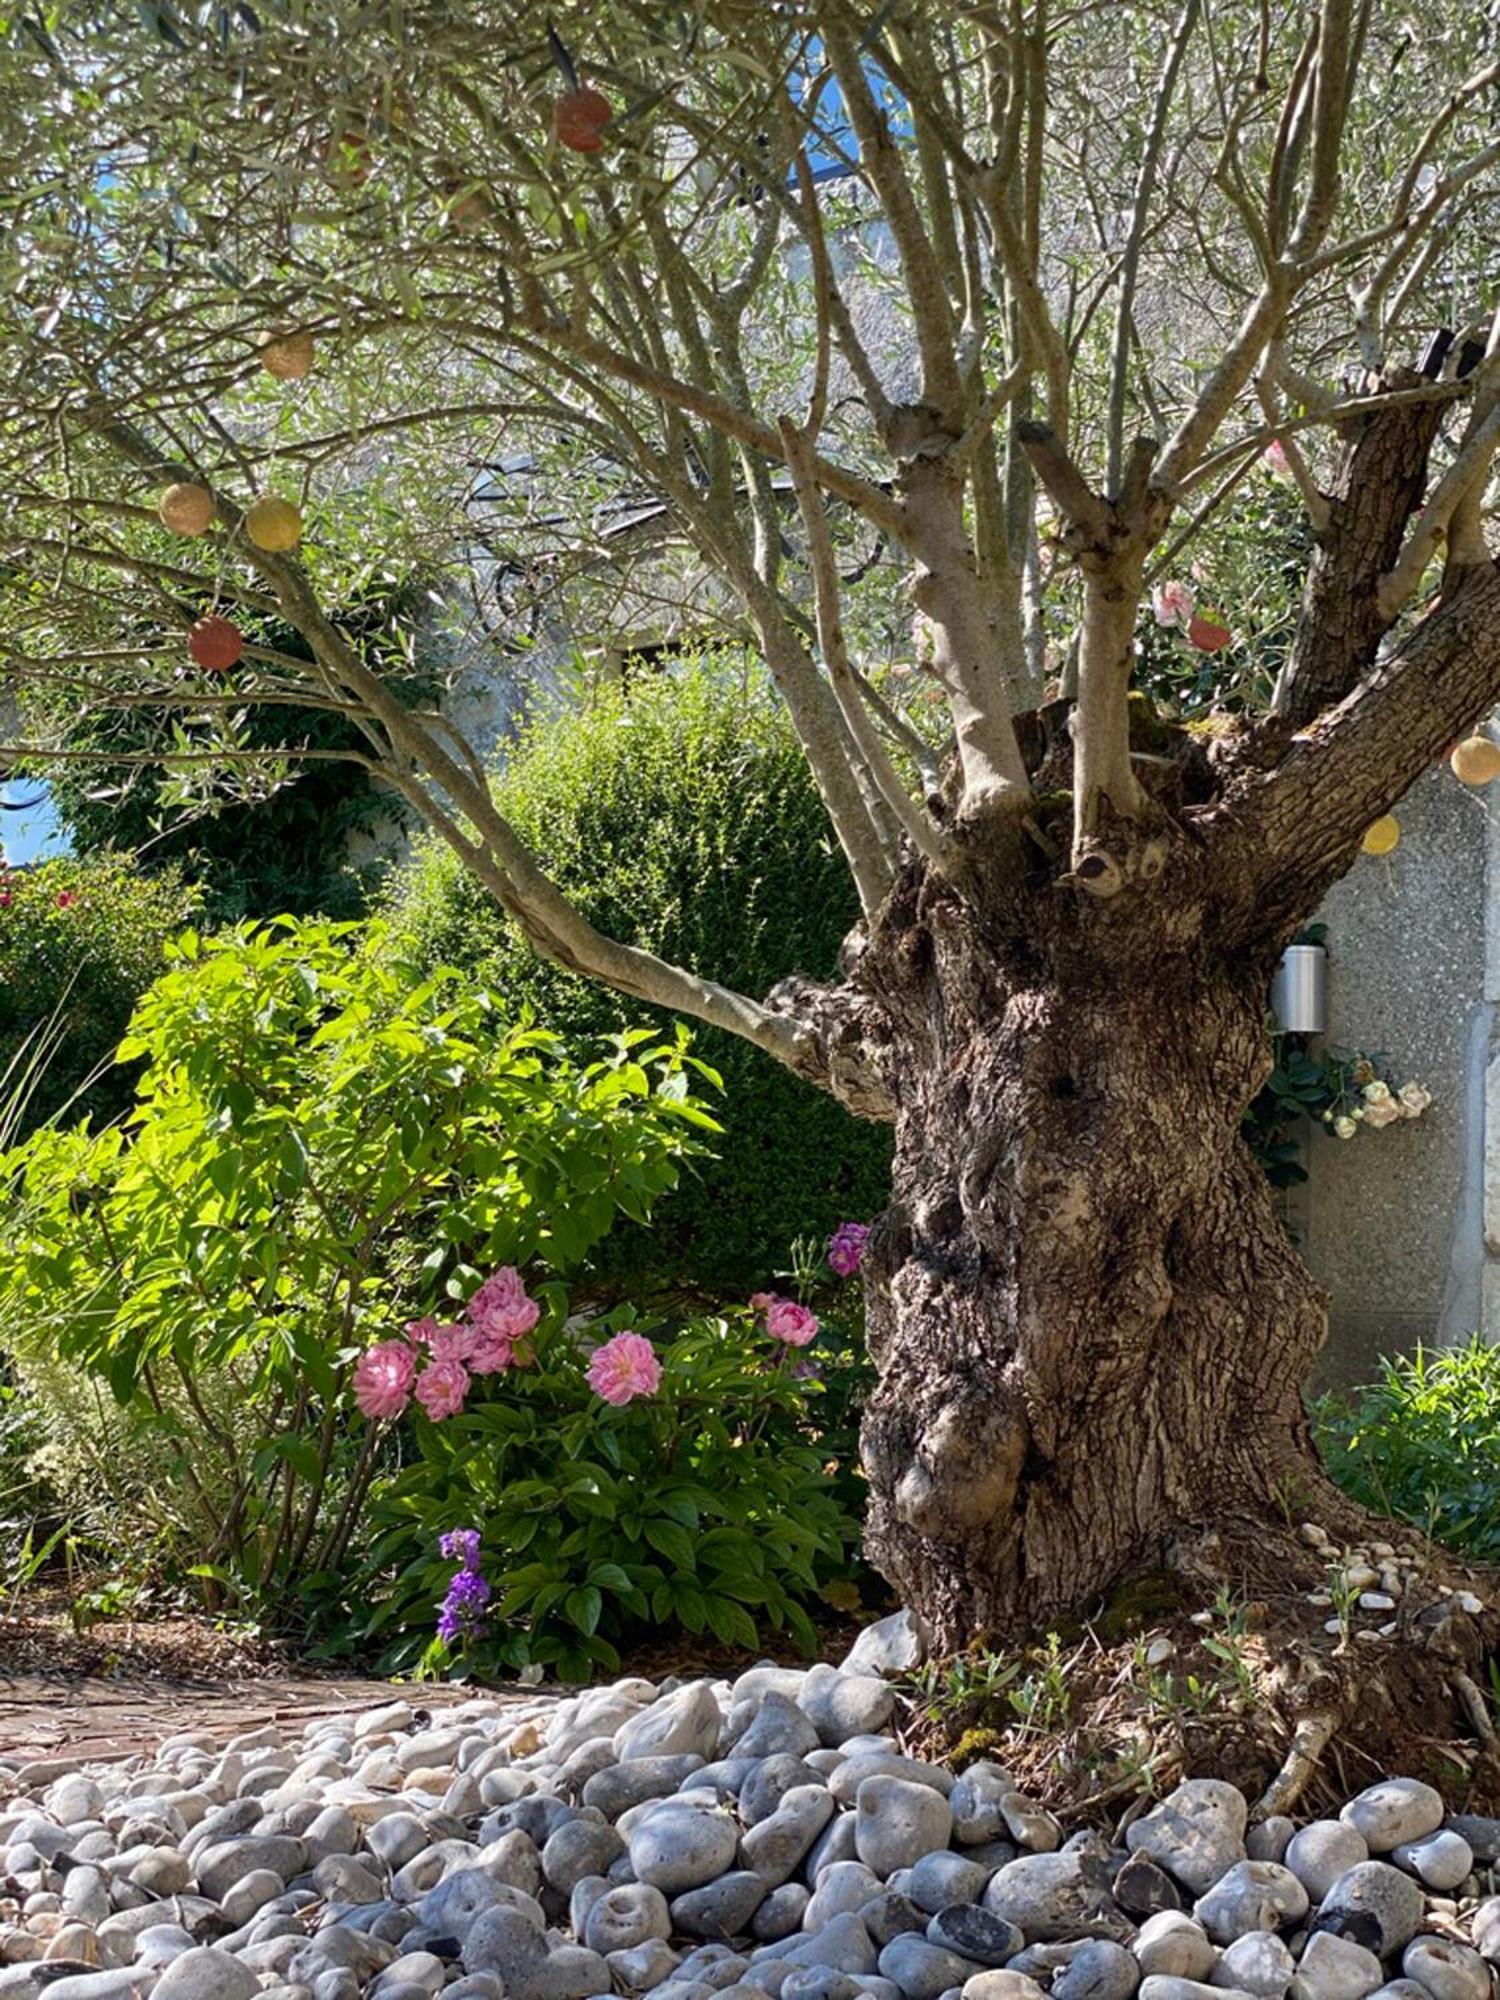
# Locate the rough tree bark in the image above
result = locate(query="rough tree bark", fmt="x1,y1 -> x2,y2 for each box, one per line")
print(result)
852,865 -> 1321,1648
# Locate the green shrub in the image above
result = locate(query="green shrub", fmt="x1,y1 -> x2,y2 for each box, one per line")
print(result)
0,853 -> 201,1136
0,918 -> 708,1625
385,665 -> 892,1294
1314,1338 -> 1500,1560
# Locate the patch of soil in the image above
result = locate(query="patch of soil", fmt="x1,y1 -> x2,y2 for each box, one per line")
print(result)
0,1605 -> 531,1766
0,1605 -> 287,1689
898,1513 -> 1500,1823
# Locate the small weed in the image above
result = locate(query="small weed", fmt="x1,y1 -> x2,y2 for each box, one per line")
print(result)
910,1648 -> 1022,1729
1326,1560 -> 1358,1648
1200,1587 -> 1257,1705
1008,1633 -> 1075,1736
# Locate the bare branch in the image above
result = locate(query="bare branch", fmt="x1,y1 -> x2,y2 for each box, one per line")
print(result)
781,417 -> 950,870
1105,0 -> 1200,495
1377,403 -> 1500,620
76,402 -> 888,1106
1013,421 -> 1110,538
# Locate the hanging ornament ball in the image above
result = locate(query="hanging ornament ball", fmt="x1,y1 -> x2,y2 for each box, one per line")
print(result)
188,615 -> 244,671
245,496 -> 303,551
554,85 -> 613,153
1361,814 -> 1401,856
1450,734 -> 1500,786
259,329 -> 315,380
1186,613 -> 1232,653
158,482 -> 215,536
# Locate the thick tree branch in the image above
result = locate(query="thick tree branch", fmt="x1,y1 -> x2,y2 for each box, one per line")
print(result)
1270,367 -> 1445,726
781,418 -> 950,871
1223,560 -> 1500,933
821,12 -> 964,419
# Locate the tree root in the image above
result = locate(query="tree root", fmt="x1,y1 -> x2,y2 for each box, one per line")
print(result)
1451,1671 -> 1497,1746
1254,1709 -> 1343,1820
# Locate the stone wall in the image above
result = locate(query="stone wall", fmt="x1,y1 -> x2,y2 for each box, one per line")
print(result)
1295,750 -> 1500,1388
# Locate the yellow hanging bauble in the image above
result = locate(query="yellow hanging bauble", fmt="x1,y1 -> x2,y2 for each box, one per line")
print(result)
1361,815 -> 1401,856
245,496 -> 303,551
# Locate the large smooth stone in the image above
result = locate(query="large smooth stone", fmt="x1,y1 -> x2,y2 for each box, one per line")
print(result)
1126,1784 -> 1248,1896
983,1851 -> 1121,1944
855,1779 -> 953,1881
1314,1864 -> 1426,1957
1286,1826 -> 1369,1903
630,1806 -> 741,1894
1400,1938 -> 1490,2000
1338,1785 -> 1444,1857
1193,1863 -> 1307,1944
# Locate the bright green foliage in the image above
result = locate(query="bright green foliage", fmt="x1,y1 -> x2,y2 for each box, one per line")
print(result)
0,919 -> 708,1618
387,667 -> 893,1293
0,854 -> 201,1136
351,1288 -> 872,1682
1315,1338 -> 1500,1561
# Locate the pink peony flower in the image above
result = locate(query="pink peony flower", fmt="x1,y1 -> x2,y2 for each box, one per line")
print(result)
405,1316 -> 475,1362
827,1221 -> 870,1277
764,1297 -> 820,1347
1264,438 -> 1290,477
748,1290 -> 775,1312
1151,580 -> 1194,629
353,1339 -> 416,1421
468,1328 -> 517,1375
414,1356 -> 470,1420
586,1331 -> 662,1407
467,1266 -> 540,1344
427,1325 -> 477,1366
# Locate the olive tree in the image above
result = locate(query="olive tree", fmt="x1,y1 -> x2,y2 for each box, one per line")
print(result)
4,0 -> 1500,1691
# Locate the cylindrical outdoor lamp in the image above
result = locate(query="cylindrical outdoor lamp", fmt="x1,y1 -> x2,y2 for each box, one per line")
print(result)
1270,942 -> 1328,1034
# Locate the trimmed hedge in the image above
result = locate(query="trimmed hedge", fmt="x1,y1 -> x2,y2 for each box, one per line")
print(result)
385,667 -> 892,1292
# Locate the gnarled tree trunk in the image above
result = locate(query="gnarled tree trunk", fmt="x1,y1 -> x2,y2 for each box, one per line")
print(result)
851,857 -> 1333,1649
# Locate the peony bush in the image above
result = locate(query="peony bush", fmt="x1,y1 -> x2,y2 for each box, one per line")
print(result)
0,918 -> 714,1624
341,1224 -> 874,1682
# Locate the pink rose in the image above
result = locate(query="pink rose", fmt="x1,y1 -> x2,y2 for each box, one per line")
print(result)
586,1331 -> 662,1407
1264,438 -> 1290,477
353,1339 -> 416,1421
414,1356 -> 470,1420
467,1266 -> 540,1344
748,1291 -> 775,1312
764,1297 -> 820,1347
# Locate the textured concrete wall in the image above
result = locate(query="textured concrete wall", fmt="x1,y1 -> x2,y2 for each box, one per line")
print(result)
1297,756 -> 1498,1389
